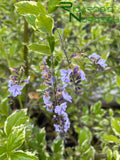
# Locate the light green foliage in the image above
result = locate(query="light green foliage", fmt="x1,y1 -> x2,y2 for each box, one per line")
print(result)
116,75 -> 120,88
10,151 -> 39,160
15,1 -> 47,16
25,15 -> 36,29
0,109 -> 38,160
48,0 -> 61,13
35,14 -> 54,33
1,0 -> 120,159
4,109 -> 28,135
7,127 -> 25,152
111,118 -> 120,136
47,35 -> 55,53
28,43 -> 51,55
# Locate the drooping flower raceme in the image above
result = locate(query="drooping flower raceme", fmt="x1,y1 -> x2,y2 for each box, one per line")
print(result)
41,56 -> 71,133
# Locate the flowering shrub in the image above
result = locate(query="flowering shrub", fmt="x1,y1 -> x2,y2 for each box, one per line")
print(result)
1,0 -> 120,160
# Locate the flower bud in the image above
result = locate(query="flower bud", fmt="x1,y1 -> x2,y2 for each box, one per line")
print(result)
20,66 -> 24,72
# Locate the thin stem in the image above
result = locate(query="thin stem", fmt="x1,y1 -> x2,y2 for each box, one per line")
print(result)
51,55 -> 57,106
56,29 -> 71,66
18,96 -> 23,109
23,17 -> 29,76
23,17 -> 29,104
56,28 -> 76,88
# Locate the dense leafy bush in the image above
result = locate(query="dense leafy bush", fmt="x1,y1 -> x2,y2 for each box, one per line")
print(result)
1,0 -> 120,160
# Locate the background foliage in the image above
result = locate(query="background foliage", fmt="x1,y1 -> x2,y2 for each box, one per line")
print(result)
0,0 -> 120,159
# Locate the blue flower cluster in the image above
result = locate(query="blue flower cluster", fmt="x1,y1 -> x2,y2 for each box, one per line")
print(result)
88,53 -> 107,70
8,67 -> 30,100
40,55 -> 88,132
40,52 -> 107,133
41,57 -> 71,133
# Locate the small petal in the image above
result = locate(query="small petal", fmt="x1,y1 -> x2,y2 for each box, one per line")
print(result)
62,91 -> 72,103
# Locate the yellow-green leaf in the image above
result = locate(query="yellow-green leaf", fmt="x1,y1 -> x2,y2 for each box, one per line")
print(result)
36,14 -> 54,33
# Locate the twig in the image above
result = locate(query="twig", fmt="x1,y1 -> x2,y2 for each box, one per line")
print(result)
95,154 -> 107,160
56,28 -> 76,87
56,28 -> 71,66
51,55 -> 57,106
23,17 -> 29,106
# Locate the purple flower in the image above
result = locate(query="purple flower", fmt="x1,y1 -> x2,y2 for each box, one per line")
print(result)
54,124 -> 63,132
97,59 -> 107,68
43,95 -> 51,104
8,85 -> 24,97
89,53 -> 107,70
59,84 -> 68,92
79,70 -> 87,81
88,53 -> 101,60
73,66 -> 79,74
23,76 -> 30,84
43,56 -> 47,61
62,112 -> 70,132
53,112 -> 70,133
60,69 -> 72,83
8,80 -> 13,87
43,101 -> 53,112
62,91 -> 72,103
49,75 -> 57,86
55,102 -> 67,115
64,118 -> 70,132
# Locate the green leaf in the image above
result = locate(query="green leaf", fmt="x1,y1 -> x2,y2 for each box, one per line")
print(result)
25,15 -> 36,29
7,127 -> 25,152
103,135 -> 120,144
116,97 -> 120,104
46,56 -> 52,67
0,114 -> 6,128
107,148 -> 112,160
15,1 -> 47,16
111,118 -> 120,136
105,94 -> 113,103
0,145 -> 6,157
36,85 -> 47,92
9,43 -> 17,56
53,139 -> 63,153
4,109 -> 28,135
36,14 -> 54,33
101,51 -> 110,60
47,35 -> 55,53
116,75 -> 120,88
10,151 -> 38,160
0,154 -> 7,160
28,43 -> 51,55
113,150 -> 120,160
90,101 -> 102,114
48,0 -> 61,13
78,128 -> 92,146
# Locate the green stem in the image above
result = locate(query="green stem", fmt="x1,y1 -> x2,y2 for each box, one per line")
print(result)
18,96 -> 23,109
23,17 -> 29,76
23,17 -> 29,104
